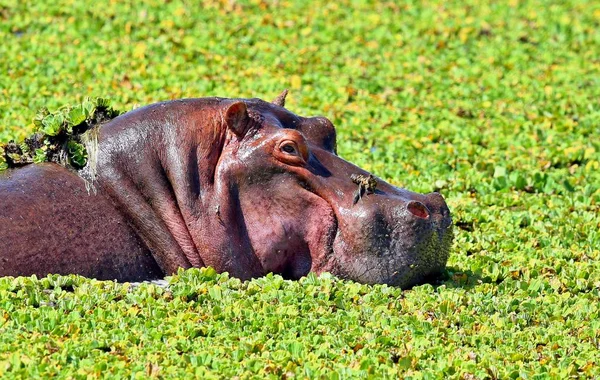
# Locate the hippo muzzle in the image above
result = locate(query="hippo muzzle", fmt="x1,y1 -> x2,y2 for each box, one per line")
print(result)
304,148 -> 453,288
325,190 -> 453,288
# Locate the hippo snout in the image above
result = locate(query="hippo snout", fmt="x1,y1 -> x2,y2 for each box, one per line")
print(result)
325,188 -> 453,288
422,192 -> 452,227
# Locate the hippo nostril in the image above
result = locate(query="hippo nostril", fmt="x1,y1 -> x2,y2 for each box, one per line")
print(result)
407,201 -> 430,220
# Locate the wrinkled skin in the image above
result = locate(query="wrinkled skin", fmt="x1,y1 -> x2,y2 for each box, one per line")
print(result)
0,95 -> 452,287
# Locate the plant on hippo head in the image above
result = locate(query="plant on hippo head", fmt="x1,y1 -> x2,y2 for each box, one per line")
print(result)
0,97 -> 121,171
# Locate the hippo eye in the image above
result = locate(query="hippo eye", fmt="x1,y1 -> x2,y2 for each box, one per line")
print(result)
281,143 -> 297,154
280,142 -> 298,155
275,136 -> 308,166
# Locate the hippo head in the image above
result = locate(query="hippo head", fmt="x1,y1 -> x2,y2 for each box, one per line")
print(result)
212,95 -> 453,288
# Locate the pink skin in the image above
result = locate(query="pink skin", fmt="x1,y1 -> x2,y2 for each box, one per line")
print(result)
0,95 -> 452,287
225,127 -> 337,279
196,100 -> 452,285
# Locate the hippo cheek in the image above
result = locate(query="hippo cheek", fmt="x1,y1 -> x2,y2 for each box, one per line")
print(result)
244,221 -> 312,279
319,203 -> 453,288
240,186 -> 337,280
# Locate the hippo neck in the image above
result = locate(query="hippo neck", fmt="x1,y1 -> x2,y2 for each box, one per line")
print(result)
93,99 -> 232,273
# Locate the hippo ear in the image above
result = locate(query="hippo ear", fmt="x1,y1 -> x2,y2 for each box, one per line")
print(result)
272,89 -> 288,107
224,101 -> 250,137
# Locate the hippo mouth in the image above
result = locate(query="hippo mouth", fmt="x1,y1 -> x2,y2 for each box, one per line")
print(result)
335,225 -> 454,288
311,188 -> 453,288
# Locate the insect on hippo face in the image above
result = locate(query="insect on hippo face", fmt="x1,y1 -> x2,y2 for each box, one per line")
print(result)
219,99 -> 453,287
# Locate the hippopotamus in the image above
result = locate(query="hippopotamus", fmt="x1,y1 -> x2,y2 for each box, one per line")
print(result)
0,92 -> 453,287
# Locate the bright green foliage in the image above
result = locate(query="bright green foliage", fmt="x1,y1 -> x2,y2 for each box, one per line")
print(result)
1,269 -> 599,378
1,97 -> 119,170
38,112 -> 64,137
66,140 -> 87,168
1,0 -> 599,378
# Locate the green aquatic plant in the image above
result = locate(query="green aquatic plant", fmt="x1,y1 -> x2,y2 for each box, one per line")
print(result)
1,0 -> 599,378
0,98 -> 120,172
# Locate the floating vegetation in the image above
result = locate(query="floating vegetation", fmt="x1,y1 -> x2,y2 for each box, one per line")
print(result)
0,98 -> 120,172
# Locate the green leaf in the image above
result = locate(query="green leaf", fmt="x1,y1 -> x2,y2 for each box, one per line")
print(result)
563,179 -> 575,192
33,148 -> 47,163
41,114 -> 65,136
67,105 -> 88,126
66,141 -> 87,168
